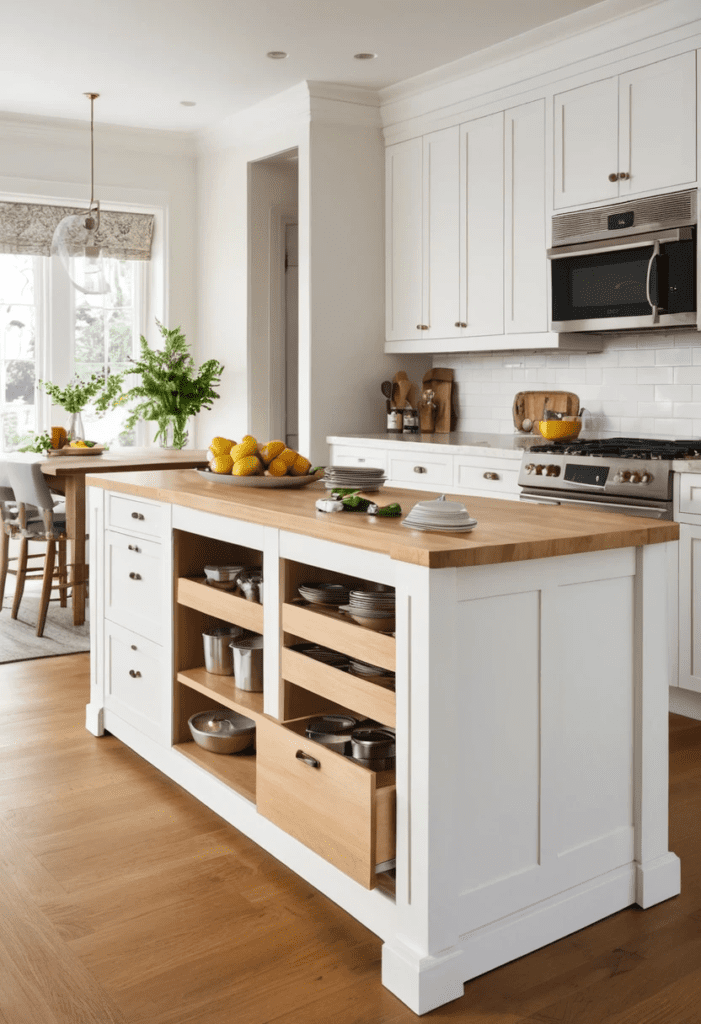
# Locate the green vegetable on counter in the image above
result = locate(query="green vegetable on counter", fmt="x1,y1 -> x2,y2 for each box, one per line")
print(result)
368,502 -> 402,517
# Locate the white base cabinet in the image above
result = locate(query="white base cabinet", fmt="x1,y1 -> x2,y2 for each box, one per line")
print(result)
87,484 -> 679,1015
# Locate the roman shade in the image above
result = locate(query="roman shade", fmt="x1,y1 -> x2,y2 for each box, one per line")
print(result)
0,202 -> 154,259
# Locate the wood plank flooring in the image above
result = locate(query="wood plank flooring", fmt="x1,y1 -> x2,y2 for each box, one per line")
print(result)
2,653 -> 701,1022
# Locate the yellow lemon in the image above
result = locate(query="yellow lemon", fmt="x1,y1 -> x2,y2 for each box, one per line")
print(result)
259,440 -> 285,465
231,435 -> 258,463
277,447 -> 297,468
290,454 -> 312,476
267,456 -> 288,477
232,455 -> 261,476
209,436 -> 235,457
210,453 -> 234,474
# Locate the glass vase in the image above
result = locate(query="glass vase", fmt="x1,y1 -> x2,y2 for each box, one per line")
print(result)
65,411 -> 85,442
158,418 -> 189,450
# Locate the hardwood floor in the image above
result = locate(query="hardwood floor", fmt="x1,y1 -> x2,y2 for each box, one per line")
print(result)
2,654 -> 701,1023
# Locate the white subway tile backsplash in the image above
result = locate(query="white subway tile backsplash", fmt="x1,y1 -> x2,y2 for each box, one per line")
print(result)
435,333 -> 701,436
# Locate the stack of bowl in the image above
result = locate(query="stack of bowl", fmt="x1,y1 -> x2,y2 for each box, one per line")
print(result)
298,582 -> 351,606
188,709 -> 255,754
323,466 -> 386,492
340,588 -> 395,631
401,495 -> 477,534
348,657 -> 395,687
204,564 -> 245,591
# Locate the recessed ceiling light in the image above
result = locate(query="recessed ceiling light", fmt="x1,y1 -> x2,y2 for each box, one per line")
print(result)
180,101 -> 196,107
354,53 -> 377,60
267,51 -> 288,60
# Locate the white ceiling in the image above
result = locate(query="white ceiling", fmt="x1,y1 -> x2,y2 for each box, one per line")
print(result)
4,0 -> 645,133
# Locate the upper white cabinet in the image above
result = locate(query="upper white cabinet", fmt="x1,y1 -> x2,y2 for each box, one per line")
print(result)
504,99 -> 548,335
385,136 -> 423,341
422,126 -> 461,343
554,51 -> 697,210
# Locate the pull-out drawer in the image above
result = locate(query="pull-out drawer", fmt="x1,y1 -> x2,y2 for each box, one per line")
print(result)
453,456 -> 520,498
105,530 -> 165,640
387,451 -> 452,487
106,492 -> 166,539
257,715 -> 396,889
104,621 -> 169,745
330,446 -> 388,473
678,474 -> 701,518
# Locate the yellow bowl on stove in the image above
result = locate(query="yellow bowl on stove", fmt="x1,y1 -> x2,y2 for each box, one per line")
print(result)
537,418 -> 582,440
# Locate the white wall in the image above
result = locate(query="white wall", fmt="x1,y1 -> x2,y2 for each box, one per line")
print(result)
437,331 -> 701,437
0,114 -> 197,347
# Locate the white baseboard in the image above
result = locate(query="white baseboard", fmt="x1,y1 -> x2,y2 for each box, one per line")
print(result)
670,685 -> 701,721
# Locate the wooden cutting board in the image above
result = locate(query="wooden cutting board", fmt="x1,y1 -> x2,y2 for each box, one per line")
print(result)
513,391 -> 580,433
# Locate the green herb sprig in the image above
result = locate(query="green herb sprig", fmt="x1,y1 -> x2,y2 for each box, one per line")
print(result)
17,431 -> 53,454
38,371 -> 123,414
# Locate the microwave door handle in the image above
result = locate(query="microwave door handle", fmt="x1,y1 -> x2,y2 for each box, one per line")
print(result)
645,240 -> 661,324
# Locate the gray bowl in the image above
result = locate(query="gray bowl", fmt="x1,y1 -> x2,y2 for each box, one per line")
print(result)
188,710 -> 256,754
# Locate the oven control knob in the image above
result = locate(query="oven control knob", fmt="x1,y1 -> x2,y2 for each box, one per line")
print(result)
614,470 -> 631,483
640,472 -> 652,484
525,463 -> 535,474
535,464 -> 545,476
546,464 -> 560,477
629,472 -> 641,484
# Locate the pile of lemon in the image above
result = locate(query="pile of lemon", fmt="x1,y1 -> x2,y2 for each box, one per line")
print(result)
208,435 -> 313,478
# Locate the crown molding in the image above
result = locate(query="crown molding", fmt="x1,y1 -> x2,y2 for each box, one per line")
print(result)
380,0 -> 698,134
0,110 -> 196,157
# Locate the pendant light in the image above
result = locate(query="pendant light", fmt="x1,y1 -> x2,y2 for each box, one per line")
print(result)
51,92 -> 110,295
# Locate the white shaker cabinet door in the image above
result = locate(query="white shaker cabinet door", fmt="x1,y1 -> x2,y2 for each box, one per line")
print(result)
619,51 -> 696,199
385,137 -> 423,342
423,125 -> 461,342
679,523 -> 701,694
459,111 -> 505,337
505,99 -> 548,335
554,76 -> 619,209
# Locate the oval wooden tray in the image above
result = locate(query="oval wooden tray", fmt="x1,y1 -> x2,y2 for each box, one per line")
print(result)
47,445 -> 105,456
196,468 -> 319,488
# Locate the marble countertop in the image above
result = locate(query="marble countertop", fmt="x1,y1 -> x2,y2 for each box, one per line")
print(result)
327,431 -> 556,460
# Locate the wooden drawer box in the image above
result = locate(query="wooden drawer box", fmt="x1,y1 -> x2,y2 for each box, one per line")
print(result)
257,715 -> 396,888
107,492 -> 166,539
282,647 -> 395,728
453,456 -> 520,497
105,530 -> 164,640
282,602 -> 395,672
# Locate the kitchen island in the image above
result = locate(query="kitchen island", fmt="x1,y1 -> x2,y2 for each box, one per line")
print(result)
86,469 -> 680,1015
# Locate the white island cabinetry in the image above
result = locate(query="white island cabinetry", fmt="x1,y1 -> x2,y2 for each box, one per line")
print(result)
86,470 -> 680,1015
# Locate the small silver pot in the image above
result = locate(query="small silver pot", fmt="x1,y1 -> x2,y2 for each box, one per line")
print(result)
305,714 -> 360,754
202,625 -> 244,675
230,633 -> 264,691
350,727 -> 396,760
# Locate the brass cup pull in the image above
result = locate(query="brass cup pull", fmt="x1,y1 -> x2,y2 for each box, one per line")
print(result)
608,172 -> 619,182
483,471 -> 499,480
129,669 -> 142,678
414,466 -> 427,474
128,544 -> 140,552
619,171 -> 630,180
131,511 -> 144,520
416,324 -> 429,330
455,321 -> 467,328
296,750 -> 320,769
129,572 -> 141,580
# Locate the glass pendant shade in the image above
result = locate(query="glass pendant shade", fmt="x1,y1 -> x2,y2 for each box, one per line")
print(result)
51,212 -> 110,295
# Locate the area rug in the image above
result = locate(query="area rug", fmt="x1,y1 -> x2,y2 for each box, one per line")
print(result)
0,580 -> 90,664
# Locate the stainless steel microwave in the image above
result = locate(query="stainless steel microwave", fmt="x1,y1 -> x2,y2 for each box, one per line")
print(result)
548,189 -> 697,333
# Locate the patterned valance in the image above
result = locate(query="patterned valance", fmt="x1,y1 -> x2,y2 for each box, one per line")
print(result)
0,202 -> 154,260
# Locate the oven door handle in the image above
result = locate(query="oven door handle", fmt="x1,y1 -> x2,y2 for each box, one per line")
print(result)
645,239 -> 661,324
519,492 -> 670,519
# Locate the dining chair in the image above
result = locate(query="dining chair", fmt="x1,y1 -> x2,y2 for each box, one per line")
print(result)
4,457 -> 71,636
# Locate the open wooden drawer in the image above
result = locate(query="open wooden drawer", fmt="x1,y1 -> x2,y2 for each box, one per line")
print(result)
256,715 -> 396,889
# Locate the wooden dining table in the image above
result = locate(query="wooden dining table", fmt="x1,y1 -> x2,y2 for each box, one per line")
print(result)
41,448 -> 209,625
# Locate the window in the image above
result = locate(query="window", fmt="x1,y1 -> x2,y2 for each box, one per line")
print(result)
0,253 -> 146,449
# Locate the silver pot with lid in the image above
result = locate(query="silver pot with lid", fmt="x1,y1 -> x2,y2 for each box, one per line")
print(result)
349,726 -> 396,770
305,714 -> 361,754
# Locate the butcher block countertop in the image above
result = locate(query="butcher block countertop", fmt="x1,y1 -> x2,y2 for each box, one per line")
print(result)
87,468 -> 678,569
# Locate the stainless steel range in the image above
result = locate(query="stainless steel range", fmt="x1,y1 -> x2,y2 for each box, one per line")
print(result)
518,438 -> 701,519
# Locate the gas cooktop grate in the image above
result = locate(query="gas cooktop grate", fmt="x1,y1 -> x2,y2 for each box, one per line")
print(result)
529,437 -> 701,459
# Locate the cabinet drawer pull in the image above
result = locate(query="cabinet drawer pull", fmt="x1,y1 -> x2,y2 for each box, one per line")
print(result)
296,749 -> 320,769
129,572 -> 141,580
414,466 -> 427,474
128,544 -> 140,552
131,644 -> 137,651
416,324 -> 429,330
131,511 -> 145,520
128,669 -> 142,678
608,172 -> 619,182
483,471 -> 500,480
619,171 -> 630,180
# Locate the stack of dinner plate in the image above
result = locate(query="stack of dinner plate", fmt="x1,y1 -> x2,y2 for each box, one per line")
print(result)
298,582 -> 351,605
323,465 -> 386,491
293,643 -> 349,668
340,588 -> 395,631
401,495 -> 478,533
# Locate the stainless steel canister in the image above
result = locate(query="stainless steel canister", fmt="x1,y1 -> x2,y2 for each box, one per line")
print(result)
202,625 -> 244,675
230,633 -> 264,691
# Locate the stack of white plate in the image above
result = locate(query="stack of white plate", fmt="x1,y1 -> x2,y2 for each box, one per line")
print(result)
293,643 -> 349,668
401,495 -> 477,534
298,582 -> 350,605
323,466 -> 386,491
340,588 -> 395,631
